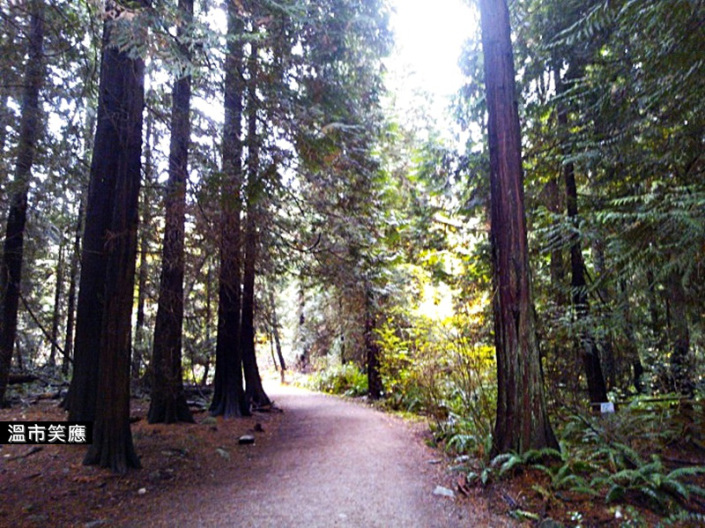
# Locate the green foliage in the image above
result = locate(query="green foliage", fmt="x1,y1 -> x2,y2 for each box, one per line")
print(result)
659,510 -> 705,527
308,363 -> 368,397
558,409 -> 705,515
376,309 -> 496,454
457,405 -> 705,520
590,454 -> 705,513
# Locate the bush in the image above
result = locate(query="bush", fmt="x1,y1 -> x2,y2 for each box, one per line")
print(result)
308,363 -> 368,397
377,313 -> 497,457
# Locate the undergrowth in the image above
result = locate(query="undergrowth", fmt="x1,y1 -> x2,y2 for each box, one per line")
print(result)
451,399 -> 705,522
307,363 -> 368,397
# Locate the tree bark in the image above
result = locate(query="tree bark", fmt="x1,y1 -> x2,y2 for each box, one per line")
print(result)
0,1 -> 45,405
479,0 -> 558,454
240,207 -> 269,408
80,1 -> 148,472
148,0 -> 195,425
210,3 -> 248,418
240,39 -> 270,410
133,116 -> 154,381
564,157 -> 607,403
62,203 -> 82,377
268,289 -> 286,375
365,288 -> 382,400
61,105 -> 93,381
49,240 -> 65,368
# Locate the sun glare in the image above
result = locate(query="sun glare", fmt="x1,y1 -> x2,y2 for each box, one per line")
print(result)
389,0 -> 476,99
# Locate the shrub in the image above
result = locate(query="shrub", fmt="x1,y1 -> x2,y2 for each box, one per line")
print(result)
308,363 -> 368,397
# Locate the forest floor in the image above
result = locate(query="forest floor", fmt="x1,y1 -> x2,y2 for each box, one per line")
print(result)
0,378 -> 510,527
0,377 -> 702,527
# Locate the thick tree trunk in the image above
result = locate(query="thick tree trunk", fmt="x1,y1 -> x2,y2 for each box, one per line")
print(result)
210,3 -> 248,418
80,1 -> 147,472
240,209 -> 269,408
0,1 -> 45,405
148,0 -> 195,425
479,0 -> 558,455
240,40 -> 270,410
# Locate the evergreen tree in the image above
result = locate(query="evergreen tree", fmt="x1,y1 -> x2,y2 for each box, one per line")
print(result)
77,0 -> 149,472
0,0 -> 45,405
478,0 -> 558,454
148,0 -> 195,425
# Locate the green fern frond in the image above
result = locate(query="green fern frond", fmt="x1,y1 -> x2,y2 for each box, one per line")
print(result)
638,486 -> 669,511
489,452 -> 514,469
499,455 -> 524,476
660,479 -> 689,501
666,466 -> 705,480
661,511 -> 705,527
605,484 -> 626,503
522,447 -> 563,463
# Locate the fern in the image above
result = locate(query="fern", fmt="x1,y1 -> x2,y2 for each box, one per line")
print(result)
659,511 -> 705,527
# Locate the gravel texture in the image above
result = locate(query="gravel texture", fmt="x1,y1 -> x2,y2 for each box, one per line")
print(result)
141,383 -> 504,527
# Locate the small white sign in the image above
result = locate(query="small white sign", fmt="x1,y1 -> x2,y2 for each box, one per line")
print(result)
600,402 -> 615,414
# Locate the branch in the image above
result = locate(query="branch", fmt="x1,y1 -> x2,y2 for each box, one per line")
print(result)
19,293 -> 73,364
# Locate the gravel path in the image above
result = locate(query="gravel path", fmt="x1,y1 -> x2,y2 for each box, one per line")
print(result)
141,383 -> 502,527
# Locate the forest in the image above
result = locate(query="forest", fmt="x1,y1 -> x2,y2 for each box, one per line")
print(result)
0,0 -> 704,526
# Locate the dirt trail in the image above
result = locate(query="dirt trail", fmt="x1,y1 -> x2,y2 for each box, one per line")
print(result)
140,383 -> 499,527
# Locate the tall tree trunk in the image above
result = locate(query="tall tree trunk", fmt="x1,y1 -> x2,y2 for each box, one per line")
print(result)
555,66 -> 608,405
365,287 -> 382,400
479,0 -> 558,454
148,0 -> 195,425
240,39 -> 270,409
49,240 -> 65,368
133,117 -> 154,381
61,104 -> 93,380
295,282 -> 309,368
0,92 -> 10,210
268,289 -> 286,377
0,11 -> 16,213
202,261 -> 213,385
0,1 -> 45,405
62,203 -> 83,377
240,208 -> 269,407
80,0 -> 147,472
210,3 -> 248,418
563,156 -> 607,403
